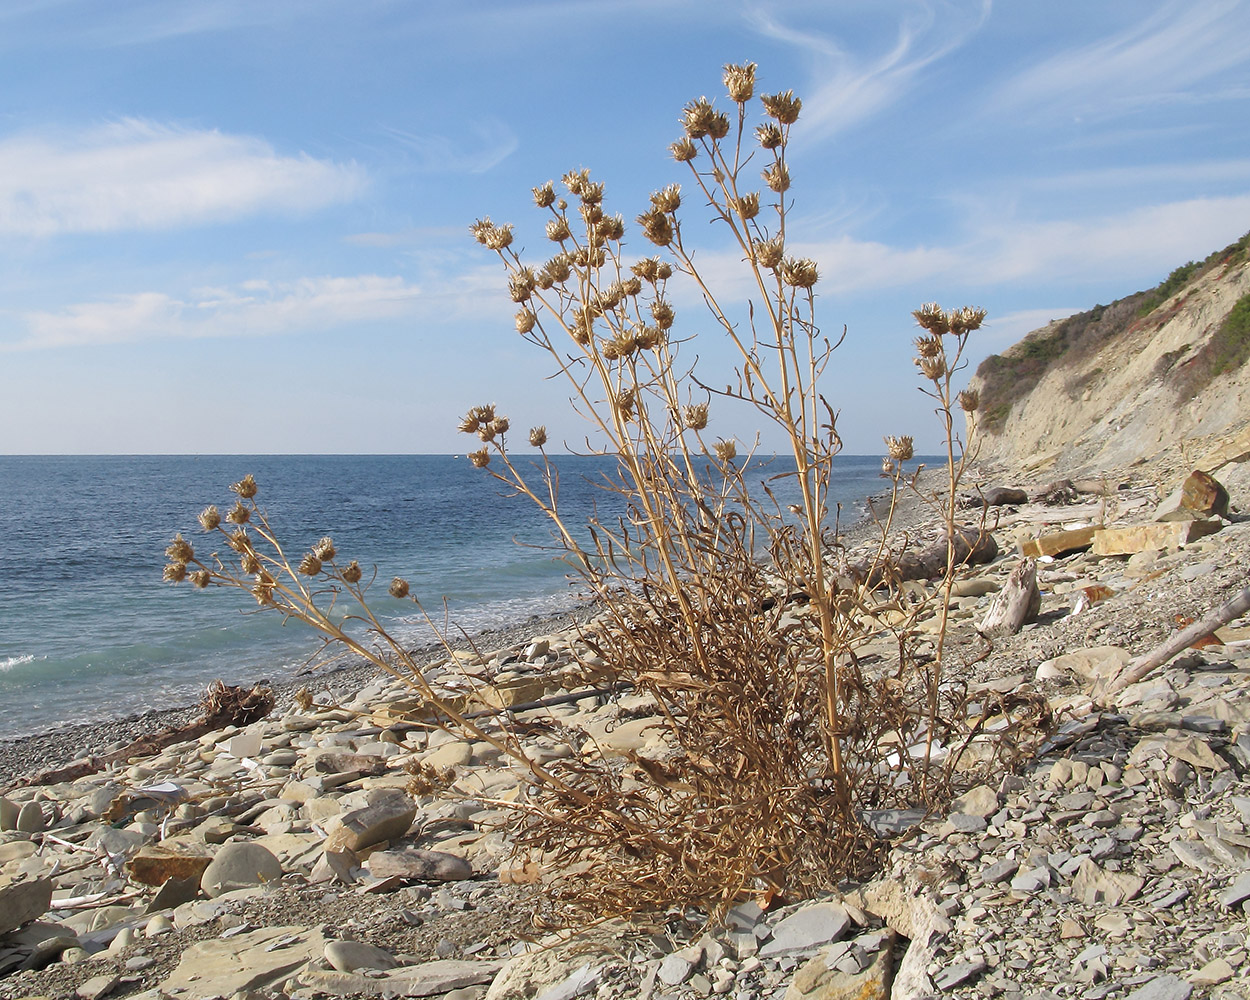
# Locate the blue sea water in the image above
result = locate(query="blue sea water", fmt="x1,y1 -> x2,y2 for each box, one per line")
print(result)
0,454 -> 898,738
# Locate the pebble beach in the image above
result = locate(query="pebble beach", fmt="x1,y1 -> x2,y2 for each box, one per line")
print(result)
3,458 -> 1250,1000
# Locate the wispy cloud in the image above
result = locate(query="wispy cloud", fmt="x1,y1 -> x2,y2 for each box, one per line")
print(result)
747,0 -> 991,141
382,119 -> 518,175
989,0 -> 1250,121
0,119 -> 366,237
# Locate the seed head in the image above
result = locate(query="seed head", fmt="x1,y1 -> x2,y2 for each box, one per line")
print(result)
634,325 -> 664,350
579,202 -> 603,226
683,403 -> 709,430
163,562 -> 187,583
532,181 -> 556,208
580,181 -> 604,206
601,335 -> 632,361
562,169 -> 590,196
723,62 -> 756,103
914,334 -> 942,359
546,217 -> 571,242
650,299 -> 675,330
489,416 -> 510,438
730,192 -> 760,220
314,536 -> 337,561
190,569 -> 211,589
165,533 -> 194,563
529,426 -> 548,448
516,308 -> 537,334
226,501 -> 251,524
780,257 -> 819,289
917,354 -> 947,380
598,214 -> 625,242
459,404 -> 496,435
761,90 -> 802,125
958,388 -> 980,413
198,506 -> 221,531
227,528 -> 252,553
572,246 -> 606,268
543,254 -> 572,285
714,439 -> 737,463
389,577 -> 410,599
632,258 -> 658,283
571,311 -> 593,345
670,138 -> 698,162
469,448 -> 491,468
613,387 -> 637,420
755,123 -> 783,150
637,208 -> 674,248
682,97 -> 718,139
949,306 -> 987,335
509,268 -> 536,303
621,276 -> 643,298
755,235 -> 785,269
913,302 -> 950,336
881,455 -> 895,474
650,184 -> 681,214
884,435 -> 914,462
342,561 -> 363,585
299,553 -> 322,576
470,218 -> 514,251
229,474 -> 258,499
762,162 -> 791,194
252,580 -> 275,606
241,552 -> 261,575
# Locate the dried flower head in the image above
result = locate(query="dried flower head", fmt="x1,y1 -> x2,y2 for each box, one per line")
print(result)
914,334 -> 943,359
881,455 -> 895,475
230,474 -> 258,499
761,90 -> 802,125
621,276 -> 642,298
650,299 -> 675,329
723,62 -> 756,103
913,302 -> 950,336
163,562 -> 187,583
225,501 -> 250,524
198,506 -> 221,531
755,235 -> 785,269
470,218 -> 514,251
958,388 -> 980,412
613,387 -> 637,420
252,579 -> 275,606
341,561 -> 363,585
572,246 -> 605,268
189,569 -> 211,589
780,257 -> 819,289
241,552 -> 261,575
458,404 -> 496,435
298,553 -> 322,576
632,258 -> 658,283
601,334 -> 632,361
884,435 -> 914,462
489,416 -> 510,437
543,254 -> 572,285
561,169 -> 590,196
545,217 -> 571,242
714,439 -> 737,463
515,308 -> 536,334
917,354 -> 947,380
579,202 -> 603,226
682,97 -> 718,139
571,311 -> 593,345
598,214 -> 625,242
508,268 -> 536,303
949,306 -> 987,335
469,448 -> 490,468
637,208 -> 674,247
314,536 -> 336,561
670,137 -> 698,162
755,123 -> 783,150
227,528 -> 252,553
580,180 -> 604,206
762,162 -> 791,194
683,403 -> 709,430
634,324 -> 664,350
165,533 -> 194,563
528,426 -> 548,448
389,577 -> 410,599
532,181 -> 556,208
650,184 -> 681,214
729,192 -> 760,220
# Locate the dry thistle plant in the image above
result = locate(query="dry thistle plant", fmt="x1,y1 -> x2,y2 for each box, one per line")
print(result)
168,64 -> 1053,923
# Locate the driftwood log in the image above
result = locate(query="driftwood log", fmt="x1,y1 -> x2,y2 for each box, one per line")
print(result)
979,558 -> 1041,637
961,486 -> 1028,508
4,681 -> 275,792
855,526 -> 998,587
1100,583 -> 1250,700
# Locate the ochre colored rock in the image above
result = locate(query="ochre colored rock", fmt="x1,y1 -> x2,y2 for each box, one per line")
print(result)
126,845 -> 213,887
1092,519 -> 1222,555
1020,526 -> 1097,558
1154,470 -> 1230,521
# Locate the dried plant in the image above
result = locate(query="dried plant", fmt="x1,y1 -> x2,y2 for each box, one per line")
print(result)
168,64 -> 1051,922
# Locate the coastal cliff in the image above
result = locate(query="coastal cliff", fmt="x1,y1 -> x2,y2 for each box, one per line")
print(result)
967,232 -> 1250,482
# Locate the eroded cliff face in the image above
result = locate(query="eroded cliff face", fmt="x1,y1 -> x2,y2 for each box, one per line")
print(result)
967,247 -> 1250,478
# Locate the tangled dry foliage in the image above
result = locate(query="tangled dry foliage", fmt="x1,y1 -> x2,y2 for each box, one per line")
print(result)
166,64 -> 1054,923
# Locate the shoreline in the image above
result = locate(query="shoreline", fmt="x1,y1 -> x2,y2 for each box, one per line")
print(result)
0,481 -> 931,783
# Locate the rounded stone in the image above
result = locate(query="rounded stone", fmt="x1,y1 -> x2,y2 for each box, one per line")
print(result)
16,801 -> 48,833
324,939 -> 400,973
200,841 -> 285,898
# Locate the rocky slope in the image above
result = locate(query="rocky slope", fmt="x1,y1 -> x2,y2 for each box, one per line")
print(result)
968,234 -> 1250,483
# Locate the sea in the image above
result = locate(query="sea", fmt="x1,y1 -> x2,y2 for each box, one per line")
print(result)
0,454 -> 904,739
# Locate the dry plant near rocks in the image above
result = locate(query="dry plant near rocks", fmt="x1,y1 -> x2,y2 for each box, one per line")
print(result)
167,65 -> 1052,922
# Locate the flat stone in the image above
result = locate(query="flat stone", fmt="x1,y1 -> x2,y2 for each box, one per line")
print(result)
325,939 -> 400,973
785,931 -> 895,999
365,848 -> 473,882
1123,975 -> 1192,1000
421,742 -> 473,770
1190,958 -> 1234,986
532,963 -> 601,1000
1071,858 -> 1143,905
1044,646 -> 1130,683
76,973 -> 122,1000
162,924 -> 328,996
1154,471 -> 1229,521
199,841 -> 284,898
0,877 -> 53,936
981,859 -> 1019,884
1092,520 -> 1221,556
1218,872 -> 1250,908
1020,526 -> 1097,558
657,953 -> 696,986
301,959 -> 501,997
126,845 -> 214,886
933,959 -> 987,991
16,801 -> 48,832
324,790 -> 417,853
950,784 -> 999,818
760,902 -> 851,958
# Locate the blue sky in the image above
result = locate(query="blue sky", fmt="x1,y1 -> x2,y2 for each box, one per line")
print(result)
1,0 -> 1248,455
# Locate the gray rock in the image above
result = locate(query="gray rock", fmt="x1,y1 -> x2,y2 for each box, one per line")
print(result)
981,859 -> 1019,884
1218,872 -> 1250,908
365,848 -> 473,882
0,795 -> 18,831
16,800 -> 47,833
1123,975 -> 1192,1000
162,925 -> 328,996
658,953 -> 696,986
759,902 -> 850,958
324,790 -> 417,853
199,841 -> 284,897
325,939 -> 400,973
934,959 -> 986,991
0,877 -> 53,936
950,785 -> 1000,818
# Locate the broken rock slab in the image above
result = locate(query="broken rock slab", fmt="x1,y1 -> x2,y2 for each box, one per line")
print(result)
299,959 -> 502,998
758,901 -> 851,958
0,876 -> 53,936
1020,525 -> 1097,559
323,789 -> 417,853
1092,519 -> 1222,556
785,931 -> 895,1000
365,848 -> 473,882
161,924 -> 328,997
1154,470 -> 1230,521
